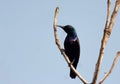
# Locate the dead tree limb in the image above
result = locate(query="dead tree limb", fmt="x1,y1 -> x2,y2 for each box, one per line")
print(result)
92,0 -> 120,84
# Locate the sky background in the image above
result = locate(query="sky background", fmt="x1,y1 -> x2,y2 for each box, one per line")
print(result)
0,0 -> 120,84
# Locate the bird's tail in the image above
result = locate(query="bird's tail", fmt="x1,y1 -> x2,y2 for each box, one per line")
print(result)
70,69 -> 76,79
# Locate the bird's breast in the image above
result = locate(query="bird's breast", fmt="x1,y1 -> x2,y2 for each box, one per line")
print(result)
65,36 -> 78,44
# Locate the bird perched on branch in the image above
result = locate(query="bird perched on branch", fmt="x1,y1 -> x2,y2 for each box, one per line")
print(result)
57,25 -> 80,79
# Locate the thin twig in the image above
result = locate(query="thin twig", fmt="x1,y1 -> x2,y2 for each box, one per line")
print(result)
53,7 -> 61,49
92,0 -> 120,84
99,51 -> 120,84
105,0 -> 111,29
53,7 -> 88,84
109,0 -> 120,32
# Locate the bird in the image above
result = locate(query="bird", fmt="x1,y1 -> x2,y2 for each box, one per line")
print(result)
57,25 -> 80,79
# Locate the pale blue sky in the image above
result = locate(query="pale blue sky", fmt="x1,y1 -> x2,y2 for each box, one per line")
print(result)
0,0 -> 120,84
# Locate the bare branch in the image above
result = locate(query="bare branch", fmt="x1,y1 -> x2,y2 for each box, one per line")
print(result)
99,51 -> 120,84
53,7 -> 61,49
92,0 -> 120,84
109,0 -> 120,32
105,0 -> 111,29
92,0 -> 111,83
53,7 -> 88,84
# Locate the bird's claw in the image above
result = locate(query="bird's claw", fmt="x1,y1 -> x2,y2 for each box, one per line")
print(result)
60,49 -> 65,52
60,49 -> 65,54
71,59 -> 75,64
68,59 -> 75,67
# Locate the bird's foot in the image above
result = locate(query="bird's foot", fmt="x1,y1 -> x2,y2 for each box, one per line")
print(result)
71,59 -> 75,65
60,49 -> 65,54
68,59 -> 75,67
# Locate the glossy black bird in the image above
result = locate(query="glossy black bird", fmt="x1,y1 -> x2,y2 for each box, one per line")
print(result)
57,25 -> 80,79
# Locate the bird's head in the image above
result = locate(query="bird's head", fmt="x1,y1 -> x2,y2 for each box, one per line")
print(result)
57,25 -> 77,35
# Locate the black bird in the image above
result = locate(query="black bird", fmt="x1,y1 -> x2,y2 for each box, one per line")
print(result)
57,25 -> 80,79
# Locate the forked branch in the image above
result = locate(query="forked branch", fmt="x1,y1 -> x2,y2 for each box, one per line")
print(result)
92,0 -> 120,84
99,51 -> 120,84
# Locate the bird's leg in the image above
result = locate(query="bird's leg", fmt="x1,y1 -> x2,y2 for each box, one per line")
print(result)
71,58 -> 75,65
60,48 -> 65,54
60,48 -> 75,68
60,49 -> 74,67
68,58 -> 75,67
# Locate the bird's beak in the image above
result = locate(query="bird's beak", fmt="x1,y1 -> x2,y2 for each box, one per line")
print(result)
56,25 -> 64,29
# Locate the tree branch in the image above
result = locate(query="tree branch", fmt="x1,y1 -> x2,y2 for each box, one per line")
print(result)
53,7 -> 88,84
99,51 -> 120,84
109,0 -> 120,31
92,0 -> 120,84
105,0 -> 111,29
92,0 -> 111,83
